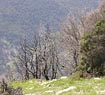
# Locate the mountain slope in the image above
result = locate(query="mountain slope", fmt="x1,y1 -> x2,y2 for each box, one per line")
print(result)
0,0 -> 99,74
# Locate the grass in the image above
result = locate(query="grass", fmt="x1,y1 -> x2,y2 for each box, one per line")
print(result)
9,77 -> 105,95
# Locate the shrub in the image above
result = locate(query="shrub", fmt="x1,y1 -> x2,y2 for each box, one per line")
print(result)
76,19 -> 105,77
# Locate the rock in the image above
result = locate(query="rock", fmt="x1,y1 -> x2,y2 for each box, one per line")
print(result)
94,78 -> 101,80
56,86 -> 76,95
45,90 -> 53,93
60,76 -> 67,79
97,90 -> 105,94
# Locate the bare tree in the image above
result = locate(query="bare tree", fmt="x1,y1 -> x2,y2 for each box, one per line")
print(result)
13,25 -> 63,80
84,2 -> 105,33
41,25 -> 63,80
26,34 -> 42,79
17,38 -> 30,80
60,16 -> 81,72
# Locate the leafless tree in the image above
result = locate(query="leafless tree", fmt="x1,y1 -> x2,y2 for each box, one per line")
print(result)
13,25 -> 63,80
17,37 -> 30,80
40,25 -> 63,80
60,16 -> 81,72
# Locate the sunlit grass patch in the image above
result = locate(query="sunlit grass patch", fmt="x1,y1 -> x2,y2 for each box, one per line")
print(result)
9,77 -> 105,95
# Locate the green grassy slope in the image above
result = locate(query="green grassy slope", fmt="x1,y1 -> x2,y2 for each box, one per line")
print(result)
9,77 -> 105,95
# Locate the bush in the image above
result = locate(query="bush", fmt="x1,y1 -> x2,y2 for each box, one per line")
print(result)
76,19 -> 105,77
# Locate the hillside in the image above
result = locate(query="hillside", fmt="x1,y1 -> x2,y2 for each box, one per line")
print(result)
0,0 -> 99,75
10,77 -> 105,95
0,1 -> 105,95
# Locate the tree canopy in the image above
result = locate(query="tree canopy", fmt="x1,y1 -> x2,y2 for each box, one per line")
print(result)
78,19 -> 105,77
